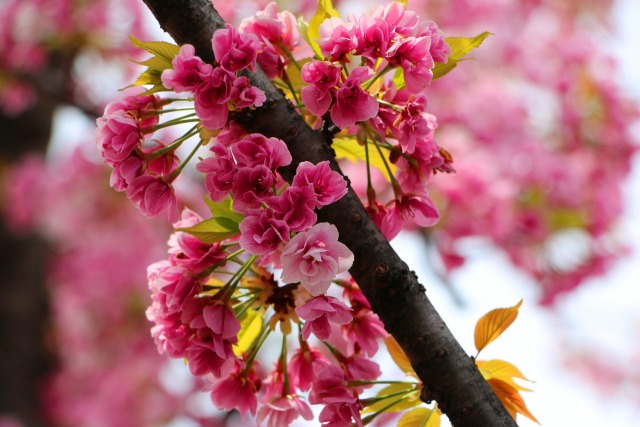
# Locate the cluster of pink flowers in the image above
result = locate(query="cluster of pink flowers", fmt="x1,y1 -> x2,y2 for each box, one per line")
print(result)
95,87 -> 181,221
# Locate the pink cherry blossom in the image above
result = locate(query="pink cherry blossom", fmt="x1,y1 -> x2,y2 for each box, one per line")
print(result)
212,24 -> 260,72
109,156 -> 142,191
231,165 -> 276,213
193,67 -> 235,130
232,134 -> 292,170
383,193 -> 439,239
196,144 -> 237,201
202,303 -> 241,341
161,43 -> 213,93
292,161 -> 348,208
318,402 -> 363,427
319,17 -> 357,62
230,76 -> 266,108
330,67 -> 379,129
266,186 -> 317,232
288,344 -> 331,392
387,36 -> 434,94
257,395 -> 314,427
96,110 -> 142,165
300,60 -> 341,116
239,2 -> 300,49
125,175 -> 178,222
239,208 -> 290,256
309,365 -> 355,405
186,341 -> 235,377
296,295 -> 352,340
280,223 -> 354,295
207,370 -> 259,419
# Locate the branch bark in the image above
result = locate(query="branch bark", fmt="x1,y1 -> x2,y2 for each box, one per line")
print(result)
142,1 -> 518,425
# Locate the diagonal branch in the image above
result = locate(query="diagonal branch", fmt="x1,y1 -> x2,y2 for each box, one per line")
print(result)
142,0 -> 517,425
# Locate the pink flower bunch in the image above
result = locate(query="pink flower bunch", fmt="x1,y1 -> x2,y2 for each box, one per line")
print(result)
96,87 -> 180,221
146,209 -> 240,378
240,2 -> 302,79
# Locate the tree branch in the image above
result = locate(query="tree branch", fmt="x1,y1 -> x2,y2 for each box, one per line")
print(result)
141,1 -> 517,425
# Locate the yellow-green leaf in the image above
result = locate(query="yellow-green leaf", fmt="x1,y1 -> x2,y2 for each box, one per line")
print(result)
129,35 -> 180,65
393,67 -> 405,90
362,384 -> 420,414
384,336 -> 417,378
307,0 -> 341,58
333,136 -> 396,181
477,359 -> 532,392
133,69 -> 163,87
203,196 -> 244,225
433,32 -> 491,80
398,407 -> 441,427
175,217 -> 240,244
233,308 -> 263,356
474,300 -> 522,355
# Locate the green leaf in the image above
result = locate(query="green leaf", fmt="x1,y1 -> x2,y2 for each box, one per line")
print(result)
129,35 -> 180,66
433,32 -> 492,80
233,308 -> 263,356
203,196 -> 244,225
132,69 -> 163,87
398,407 -> 441,427
215,216 -> 240,233
393,67 -> 405,90
307,0 -> 341,58
362,384 -> 420,414
132,55 -> 173,71
175,217 -> 239,244
333,136 -> 396,181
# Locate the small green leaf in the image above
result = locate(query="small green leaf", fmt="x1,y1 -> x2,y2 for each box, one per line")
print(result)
132,69 -> 163,87
362,384 -> 420,414
398,407 -> 441,427
176,217 -> 239,244
132,55 -> 173,71
433,32 -> 492,80
215,216 -> 240,233
333,136 -> 396,180
203,196 -> 244,225
393,67 -> 405,90
233,308 -> 264,356
307,0 -> 341,58
129,35 -> 180,65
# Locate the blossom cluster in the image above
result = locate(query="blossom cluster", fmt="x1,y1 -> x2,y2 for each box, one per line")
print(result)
95,1 -> 457,425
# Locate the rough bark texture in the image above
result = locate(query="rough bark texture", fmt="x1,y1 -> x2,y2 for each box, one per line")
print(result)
142,1 -> 518,425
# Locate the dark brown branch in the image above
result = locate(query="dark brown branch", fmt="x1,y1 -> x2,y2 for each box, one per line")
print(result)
142,1 -> 518,425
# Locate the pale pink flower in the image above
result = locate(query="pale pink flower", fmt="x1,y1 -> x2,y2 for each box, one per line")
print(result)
125,175 -> 178,222
239,208 -> 290,256
415,20 -> 450,63
344,353 -> 381,386
373,1 -> 418,35
161,44 -> 213,93
330,67 -> 379,129
266,186 -> 317,232
96,110 -> 141,164
257,395 -> 314,427
212,24 -> 260,72
319,17 -> 357,62
103,86 -> 161,131
240,2 -> 300,49
296,295 -> 352,340
194,67 -> 235,130
280,223 -> 354,295
292,161 -> 347,208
